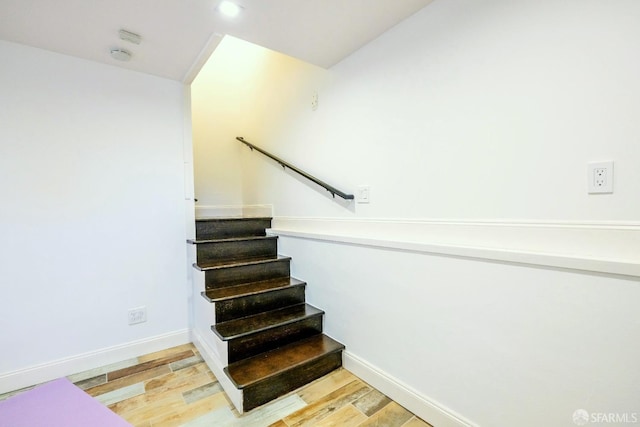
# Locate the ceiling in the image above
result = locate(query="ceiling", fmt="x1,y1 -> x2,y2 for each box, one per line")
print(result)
0,0 -> 434,83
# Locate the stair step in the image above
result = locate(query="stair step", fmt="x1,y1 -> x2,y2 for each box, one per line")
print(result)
225,334 -> 344,412
214,303 -> 323,340
189,236 -> 278,266
196,217 -> 271,240
213,304 -> 324,363
202,277 -> 306,302
226,334 -> 344,388
188,236 -> 275,245
195,256 -> 291,289
201,278 -> 306,324
189,216 -> 345,413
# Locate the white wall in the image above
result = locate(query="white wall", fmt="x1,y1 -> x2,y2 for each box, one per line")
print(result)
227,1 -> 640,426
0,40 -> 190,390
191,36 -> 328,217
242,0 -> 640,221
278,236 -> 640,427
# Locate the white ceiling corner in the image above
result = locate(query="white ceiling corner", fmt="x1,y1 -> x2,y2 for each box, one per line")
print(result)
0,0 -> 434,82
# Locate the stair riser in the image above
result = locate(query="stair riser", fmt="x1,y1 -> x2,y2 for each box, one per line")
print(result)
226,316 -> 323,364
205,259 -> 290,289
196,218 -> 271,240
241,351 -> 343,412
213,286 -> 306,323
196,238 -> 278,265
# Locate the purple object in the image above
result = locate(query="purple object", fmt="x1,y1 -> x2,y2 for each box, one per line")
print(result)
0,378 -> 132,427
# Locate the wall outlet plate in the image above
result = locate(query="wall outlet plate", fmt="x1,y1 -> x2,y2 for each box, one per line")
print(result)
587,161 -> 614,194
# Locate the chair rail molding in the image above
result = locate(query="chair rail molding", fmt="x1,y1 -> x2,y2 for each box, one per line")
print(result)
269,217 -> 640,278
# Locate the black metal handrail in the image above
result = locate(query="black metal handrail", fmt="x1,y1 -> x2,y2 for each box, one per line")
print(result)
237,137 -> 354,200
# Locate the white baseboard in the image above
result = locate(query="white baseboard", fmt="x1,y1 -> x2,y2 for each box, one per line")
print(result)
243,204 -> 273,218
1,328 -> 476,425
0,329 -> 190,394
191,328 -> 243,412
195,204 -> 273,219
343,351 -> 476,427
195,205 -> 243,218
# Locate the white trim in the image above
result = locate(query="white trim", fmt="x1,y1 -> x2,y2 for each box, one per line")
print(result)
272,216 -> 640,229
243,204 -> 274,218
182,33 -> 223,84
270,217 -> 640,277
196,205 -> 243,218
343,351 -> 477,427
191,328 -> 244,413
195,204 -> 273,219
0,329 -> 190,394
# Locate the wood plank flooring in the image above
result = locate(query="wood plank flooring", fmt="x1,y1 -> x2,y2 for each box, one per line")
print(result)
0,343 -> 432,427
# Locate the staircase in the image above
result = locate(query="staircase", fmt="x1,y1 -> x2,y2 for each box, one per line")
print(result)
189,217 -> 344,413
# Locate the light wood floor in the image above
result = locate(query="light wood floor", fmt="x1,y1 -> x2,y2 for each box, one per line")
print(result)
2,343 -> 432,427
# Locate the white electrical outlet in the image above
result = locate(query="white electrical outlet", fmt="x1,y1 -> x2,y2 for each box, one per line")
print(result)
128,306 -> 147,325
356,185 -> 370,204
587,161 -> 614,194
311,91 -> 319,111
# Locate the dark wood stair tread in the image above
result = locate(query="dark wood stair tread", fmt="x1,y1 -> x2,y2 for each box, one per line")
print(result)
212,303 -> 323,341
195,217 -> 272,240
194,255 -> 290,271
187,235 -> 278,245
225,334 -> 344,389
202,277 -> 305,302
195,217 -> 272,222
190,216 -> 345,412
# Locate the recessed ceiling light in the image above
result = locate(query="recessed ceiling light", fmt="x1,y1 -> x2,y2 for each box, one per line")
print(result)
218,1 -> 242,18
110,48 -> 132,61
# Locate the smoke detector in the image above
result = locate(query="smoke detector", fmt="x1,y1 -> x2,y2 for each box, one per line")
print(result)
119,29 -> 142,45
